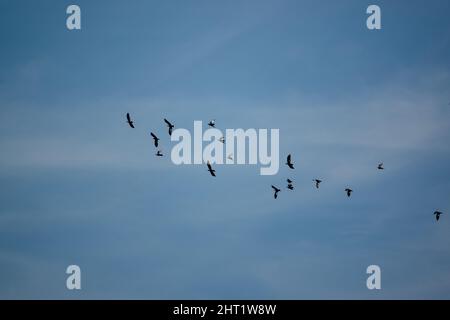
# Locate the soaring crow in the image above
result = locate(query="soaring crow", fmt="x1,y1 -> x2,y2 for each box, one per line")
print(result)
287,179 -> 294,190
207,161 -> 216,177
208,119 -> 216,128
378,163 -> 384,170
271,185 -> 281,199
434,211 -> 444,221
345,188 -> 353,197
126,113 -> 135,128
150,132 -> 160,147
313,179 -> 322,189
156,150 -> 163,157
164,118 -> 175,136
286,154 -> 294,169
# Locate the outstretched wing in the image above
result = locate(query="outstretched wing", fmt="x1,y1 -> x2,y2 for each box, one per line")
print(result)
164,118 -> 173,127
287,154 -> 292,164
126,113 -> 134,128
151,133 -> 159,146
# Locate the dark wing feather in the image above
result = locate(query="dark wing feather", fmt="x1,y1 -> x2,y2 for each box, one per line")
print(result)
164,118 -> 173,127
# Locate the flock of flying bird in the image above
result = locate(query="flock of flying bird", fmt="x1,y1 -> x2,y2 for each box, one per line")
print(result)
270,154 -> 370,199
126,112 -> 446,222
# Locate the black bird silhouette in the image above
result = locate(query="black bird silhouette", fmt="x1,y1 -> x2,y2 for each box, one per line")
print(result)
126,113 -> 135,128
164,118 -> 175,136
156,150 -> 163,157
434,211 -> 444,221
378,163 -> 384,170
313,179 -> 322,189
287,179 -> 294,190
208,119 -> 216,128
150,132 -> 160,147
207,161 -> 216,177
286,154 -> 294,169
345,188 -> 353,197
271,185 -> 281,199
219,136 -> 225,144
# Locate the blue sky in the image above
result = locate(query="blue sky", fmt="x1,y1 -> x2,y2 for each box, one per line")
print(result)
0,0 -> 450,299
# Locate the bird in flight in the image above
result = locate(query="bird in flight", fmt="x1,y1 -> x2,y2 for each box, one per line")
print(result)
219,136 -> 225,144
271,185 -> 281,199
164,118 -> 175,136
345,188 -> 353,197
207,161 -> 216,177
434,211 -> 444,221
313,179 -> 322,189
378,163 -> 384,170
150,132 -> 160,147
156,150 -> 163,157
126,113 -> 135,128
287,179 -> 294,190
208,119 -> 216,128
227,154 -> 233,161
286,179 -> 294,190
286,154 -> 294,169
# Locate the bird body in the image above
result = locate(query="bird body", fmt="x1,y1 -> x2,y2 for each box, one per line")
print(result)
126,113 -> 135,128
164,118 -> 175,136
345,188 -> 353,197
434,211 -> 444,221
271,185 -> 281,199
286,154 -> 294,169
314,179 -> 322,189
378,163 -> 384,170
207,161 -> 216,177
150,132 -> 160,147
156,150 -> 163,157
208,119 -> 215,128
287,179 -> 294,190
